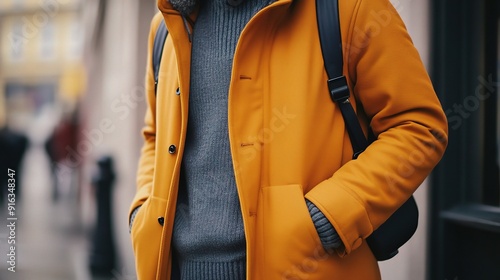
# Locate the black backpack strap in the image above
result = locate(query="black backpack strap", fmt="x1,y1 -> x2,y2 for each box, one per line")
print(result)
153,20 -> 168,95
316,0 -> 370,159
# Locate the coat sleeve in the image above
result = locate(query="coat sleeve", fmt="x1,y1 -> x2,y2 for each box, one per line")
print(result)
305,0 -> 448,255
128,13 -> 164,221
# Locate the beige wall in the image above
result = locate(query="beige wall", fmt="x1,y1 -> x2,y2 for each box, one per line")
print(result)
81,1 -> 156,277
379,0 -> 431,279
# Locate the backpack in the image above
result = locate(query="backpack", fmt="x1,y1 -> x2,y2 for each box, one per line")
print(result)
151,0 -> 419,261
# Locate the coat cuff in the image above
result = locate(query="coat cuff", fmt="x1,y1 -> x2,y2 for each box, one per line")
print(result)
305,179 -> 373,255
306,199 -> 343,251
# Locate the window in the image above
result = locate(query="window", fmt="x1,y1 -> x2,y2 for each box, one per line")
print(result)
13,0 -> 24,10
10,19 -> 25,62
430,0 -> 500,279
497,19 -> 500,201
66,19 -> 83,61
482,1 -> 500,206
39,20 -> 56,61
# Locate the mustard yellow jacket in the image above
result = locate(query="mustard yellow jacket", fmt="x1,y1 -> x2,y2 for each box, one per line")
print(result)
129,0 -> 448,279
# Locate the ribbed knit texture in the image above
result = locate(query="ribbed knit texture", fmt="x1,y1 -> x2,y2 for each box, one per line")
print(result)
180,260 -> 246,280
129,206 -> 140,233
172,1 -> 270,279
306,200 -> 343,250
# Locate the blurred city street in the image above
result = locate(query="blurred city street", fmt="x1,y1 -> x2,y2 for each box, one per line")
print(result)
0,0 -> 149,279
0,143 -> 91,280
0,130 -> 137,280
0,107 -> 135,280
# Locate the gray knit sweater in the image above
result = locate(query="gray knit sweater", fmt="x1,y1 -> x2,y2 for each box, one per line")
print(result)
171,1 -> 269,279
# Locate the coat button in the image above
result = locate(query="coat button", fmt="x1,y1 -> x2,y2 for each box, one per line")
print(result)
168,145 -> 176,154
353,237 -> 363,249
175,87 -> 180,95
227,0 -> 243,7
158,217 -> 164,226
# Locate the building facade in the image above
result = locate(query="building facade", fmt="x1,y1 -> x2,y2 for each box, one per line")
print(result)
0,0 -> 83,133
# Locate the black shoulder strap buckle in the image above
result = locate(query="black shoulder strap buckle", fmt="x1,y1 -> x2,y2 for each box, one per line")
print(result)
328,76 -> 350,103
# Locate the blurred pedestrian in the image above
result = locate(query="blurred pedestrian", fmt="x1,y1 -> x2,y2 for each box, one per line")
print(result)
0,126 -> 29,202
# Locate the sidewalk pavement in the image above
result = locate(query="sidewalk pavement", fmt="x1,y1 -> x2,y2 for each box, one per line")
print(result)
0,145 -> 92,280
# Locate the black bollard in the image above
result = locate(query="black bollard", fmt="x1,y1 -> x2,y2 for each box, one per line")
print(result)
89,155 -> 116,276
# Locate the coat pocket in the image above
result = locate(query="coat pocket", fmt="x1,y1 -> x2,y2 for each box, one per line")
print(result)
260,184 -> 329,279
258,184 -> 381,280
130,196 -> 168,279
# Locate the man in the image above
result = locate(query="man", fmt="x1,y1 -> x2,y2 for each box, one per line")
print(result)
129,0 -> 448,279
